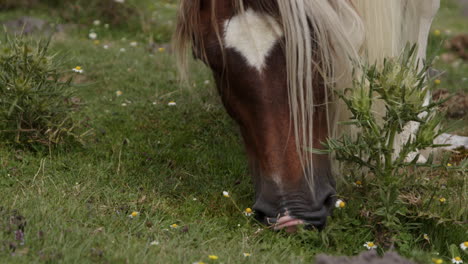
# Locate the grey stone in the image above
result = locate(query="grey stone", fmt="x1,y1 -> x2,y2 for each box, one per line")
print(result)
2,16 -> 52,35
315,251 -> 416,264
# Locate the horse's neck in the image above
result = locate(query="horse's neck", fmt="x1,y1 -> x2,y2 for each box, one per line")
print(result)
414,0 -> 440,65
352,0 -> 440,67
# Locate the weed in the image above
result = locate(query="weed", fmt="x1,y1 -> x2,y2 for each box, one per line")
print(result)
0,34 -> 90,147
313,45 -> 467,259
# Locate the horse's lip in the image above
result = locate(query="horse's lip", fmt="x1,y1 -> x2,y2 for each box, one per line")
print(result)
273,215 -> 304,231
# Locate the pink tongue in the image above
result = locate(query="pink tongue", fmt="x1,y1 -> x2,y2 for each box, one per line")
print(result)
274,216 -> 304,233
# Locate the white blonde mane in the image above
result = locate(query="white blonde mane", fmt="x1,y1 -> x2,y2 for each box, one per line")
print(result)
276,0 -> 439,191
276,0 -> 363,192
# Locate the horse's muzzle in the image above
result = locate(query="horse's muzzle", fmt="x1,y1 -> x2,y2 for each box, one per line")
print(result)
252,166 -> 336,232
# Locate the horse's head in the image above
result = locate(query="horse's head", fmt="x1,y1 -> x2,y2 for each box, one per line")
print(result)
175,0 -> 362,231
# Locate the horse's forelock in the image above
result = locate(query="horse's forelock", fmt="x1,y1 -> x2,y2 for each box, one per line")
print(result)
174,0 -> 280,83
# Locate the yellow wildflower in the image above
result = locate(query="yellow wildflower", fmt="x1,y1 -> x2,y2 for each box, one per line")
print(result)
335,199 -> 346,209
244,208 -> 253,216
128,211 -> 139,218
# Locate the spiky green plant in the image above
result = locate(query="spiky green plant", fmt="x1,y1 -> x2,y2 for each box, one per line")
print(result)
313,45 -> 466,237
0,34 -> 89,147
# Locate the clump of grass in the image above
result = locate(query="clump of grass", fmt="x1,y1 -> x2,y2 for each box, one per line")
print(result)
314,45 -> 466,259
0,34 -> 89,147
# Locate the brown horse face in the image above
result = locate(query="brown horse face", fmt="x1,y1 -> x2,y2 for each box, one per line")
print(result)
195,2 -> 336,231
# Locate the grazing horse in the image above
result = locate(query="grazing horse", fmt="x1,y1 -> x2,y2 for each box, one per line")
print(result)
174,0 -> 443,231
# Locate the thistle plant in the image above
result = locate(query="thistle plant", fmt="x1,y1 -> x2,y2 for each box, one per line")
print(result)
315,46 -> 454,232
0,34 -> 88,147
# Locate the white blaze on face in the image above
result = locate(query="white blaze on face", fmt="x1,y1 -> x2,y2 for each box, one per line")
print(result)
224,9 -> 284,72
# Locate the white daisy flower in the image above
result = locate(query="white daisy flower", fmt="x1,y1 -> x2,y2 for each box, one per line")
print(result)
150,241 -> 159,246
89,32 -> 97,40
335,199 -> 346,209
243,253 -> 251,257
114,0 -> 125,3
128,211 -> 139,218
222,191 -> 229,198
353,180 -> 363,187
72,66 -> 83,73
116,90 -> 123,96
461,241 -> 468,250
121,103 -> 127,107
204,80 -> 210,85
168,101 -> 176,106
93,20 -> 101,26
120,48 -> 126,52
130,41 -> 138,47
244,208 -> 253,216
452,257 -> 463,264
103,45 -> 109,49
364,242 -> 377,250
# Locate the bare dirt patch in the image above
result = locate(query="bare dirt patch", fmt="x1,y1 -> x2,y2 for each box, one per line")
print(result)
433,89 -> 468,118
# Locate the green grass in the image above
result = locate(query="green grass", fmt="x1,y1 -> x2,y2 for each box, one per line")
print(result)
0,0 -> 467,263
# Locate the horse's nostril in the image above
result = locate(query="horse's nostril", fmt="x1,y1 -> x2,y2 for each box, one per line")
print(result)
252,208 -> 275,225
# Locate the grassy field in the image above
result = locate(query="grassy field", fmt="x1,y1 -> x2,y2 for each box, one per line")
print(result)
0,1 -> 467,263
